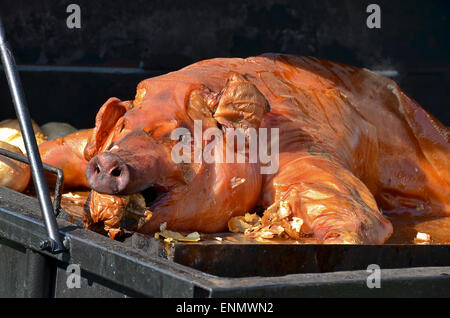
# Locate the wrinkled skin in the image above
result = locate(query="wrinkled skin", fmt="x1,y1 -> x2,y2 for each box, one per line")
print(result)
84,191 -> 151,239
37,54 -> 450,244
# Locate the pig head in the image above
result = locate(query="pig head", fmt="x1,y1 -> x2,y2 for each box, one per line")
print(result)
84,73 -> 268,233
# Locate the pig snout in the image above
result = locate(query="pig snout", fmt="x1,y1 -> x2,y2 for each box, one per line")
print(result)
86,152 -> 131,194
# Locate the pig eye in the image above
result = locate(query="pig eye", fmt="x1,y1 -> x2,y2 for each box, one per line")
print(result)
119,121 -> 125,133
113,117 -> 126,135
178,133 -> 192,145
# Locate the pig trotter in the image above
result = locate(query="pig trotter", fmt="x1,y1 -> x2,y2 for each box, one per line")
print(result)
258,155 -> 393,244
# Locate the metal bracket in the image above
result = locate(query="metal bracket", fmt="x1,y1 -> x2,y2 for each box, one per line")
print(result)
0,148 -> 64,217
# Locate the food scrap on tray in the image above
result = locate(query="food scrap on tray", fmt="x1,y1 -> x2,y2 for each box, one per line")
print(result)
154,222 -> 201,243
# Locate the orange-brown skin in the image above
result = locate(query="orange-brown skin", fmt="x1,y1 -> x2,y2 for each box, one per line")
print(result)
39,129 -> 92,188
39,54 -> 450,244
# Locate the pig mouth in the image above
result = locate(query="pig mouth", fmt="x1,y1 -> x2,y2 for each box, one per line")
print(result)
84,182 -> 172,239
141,184 -> 171,208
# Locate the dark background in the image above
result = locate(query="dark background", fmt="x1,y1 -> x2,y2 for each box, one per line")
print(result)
0,0 -> 449,128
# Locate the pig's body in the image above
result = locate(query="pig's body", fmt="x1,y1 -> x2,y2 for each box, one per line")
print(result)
40,54 -> 450,244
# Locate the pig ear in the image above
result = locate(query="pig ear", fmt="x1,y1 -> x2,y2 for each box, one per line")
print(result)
212,73 -> 269,130
186,86 -> 219,128
187,73 -> 269,130
84,98 -> 132,161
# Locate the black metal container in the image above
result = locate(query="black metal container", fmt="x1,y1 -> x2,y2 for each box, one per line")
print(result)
0,0 -> 450,298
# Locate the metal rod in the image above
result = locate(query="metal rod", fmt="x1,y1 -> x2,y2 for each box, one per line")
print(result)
0,18 -> 64,253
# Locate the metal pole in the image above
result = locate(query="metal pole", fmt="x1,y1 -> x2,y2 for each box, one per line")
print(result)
0,18 -> 64,253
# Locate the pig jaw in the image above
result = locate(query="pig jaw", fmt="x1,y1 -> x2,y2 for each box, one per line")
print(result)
139,164 -> 263,234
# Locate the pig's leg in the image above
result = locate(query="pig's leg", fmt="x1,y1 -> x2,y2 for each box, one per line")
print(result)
260,152 -> 393,244
39,129 -> 92,189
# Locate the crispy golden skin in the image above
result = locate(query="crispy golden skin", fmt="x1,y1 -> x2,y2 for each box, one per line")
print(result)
38,129 -> 92,189
0,119 -> 47,154
0,141 -> 30,192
